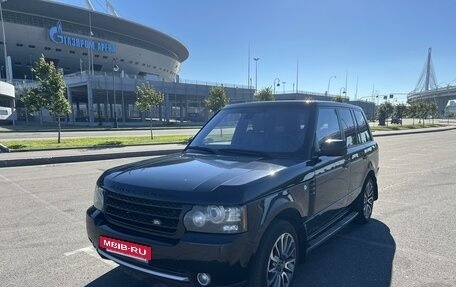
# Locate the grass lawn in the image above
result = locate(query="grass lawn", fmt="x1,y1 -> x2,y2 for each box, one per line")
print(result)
2,135 -> 189,151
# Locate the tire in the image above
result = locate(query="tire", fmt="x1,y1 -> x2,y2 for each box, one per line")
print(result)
355,177 -> 375,223
249,220 -> 299,287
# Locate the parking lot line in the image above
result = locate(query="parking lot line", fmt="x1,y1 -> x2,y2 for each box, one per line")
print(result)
65,246 -> 118,268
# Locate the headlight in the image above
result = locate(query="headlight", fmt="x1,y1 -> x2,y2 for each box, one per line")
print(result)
184,205 -> 247,234
93,186 -> 104,211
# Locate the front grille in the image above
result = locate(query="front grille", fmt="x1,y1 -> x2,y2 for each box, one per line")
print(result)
104,191 -> 183,235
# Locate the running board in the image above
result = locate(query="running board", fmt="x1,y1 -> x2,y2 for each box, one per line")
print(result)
307,211 -> 358,253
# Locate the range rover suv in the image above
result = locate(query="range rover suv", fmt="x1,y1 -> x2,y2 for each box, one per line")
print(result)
86,101 -> 379,287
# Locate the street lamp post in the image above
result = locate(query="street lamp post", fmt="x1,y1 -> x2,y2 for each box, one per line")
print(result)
273,78 -> 280,95
327,75 -> 336,95
253,57 -> 260,91
112,59 -> 119,128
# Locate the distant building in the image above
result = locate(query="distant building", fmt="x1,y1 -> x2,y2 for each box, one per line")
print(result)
2,0 -> 380,126
445,100 -> 456,116
348,100 -> 377,121
2,0 -> 253,125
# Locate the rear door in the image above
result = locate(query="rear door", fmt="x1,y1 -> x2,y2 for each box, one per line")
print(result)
338,108 -> 364,202
351,109 -> 375,191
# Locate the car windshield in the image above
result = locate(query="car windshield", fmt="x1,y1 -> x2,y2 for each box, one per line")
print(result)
188,105 -> 310,156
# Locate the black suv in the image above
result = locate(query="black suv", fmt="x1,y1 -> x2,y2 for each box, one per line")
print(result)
86,101 -> 379,287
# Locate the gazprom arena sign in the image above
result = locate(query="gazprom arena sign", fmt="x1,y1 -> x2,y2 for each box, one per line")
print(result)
49,21 -> 116,54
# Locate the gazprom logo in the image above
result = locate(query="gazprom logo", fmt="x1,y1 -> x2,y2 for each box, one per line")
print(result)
49,21 -> 63,44
48,21 -> 116,54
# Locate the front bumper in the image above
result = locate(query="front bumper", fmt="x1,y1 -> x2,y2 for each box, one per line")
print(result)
86,206 -> 256,286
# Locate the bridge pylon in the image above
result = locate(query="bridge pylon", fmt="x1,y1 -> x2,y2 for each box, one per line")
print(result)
407,48 -> 456,117
414,48 -> 438,93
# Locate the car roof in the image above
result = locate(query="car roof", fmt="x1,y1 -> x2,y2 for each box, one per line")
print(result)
224,100 -> 363,111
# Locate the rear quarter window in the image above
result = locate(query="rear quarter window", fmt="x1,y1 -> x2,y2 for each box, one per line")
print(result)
353,109 -> 372,144
338,108 -> 358,147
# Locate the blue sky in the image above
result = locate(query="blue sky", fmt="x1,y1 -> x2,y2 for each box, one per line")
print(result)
58,0 -> 456,103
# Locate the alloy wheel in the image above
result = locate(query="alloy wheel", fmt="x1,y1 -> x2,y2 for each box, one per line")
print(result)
266,233 -> 297,287
363,180 -> 374,219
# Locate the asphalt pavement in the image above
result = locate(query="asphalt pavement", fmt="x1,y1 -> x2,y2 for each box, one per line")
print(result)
1,125 -> 455,168
1,130 -> 456,286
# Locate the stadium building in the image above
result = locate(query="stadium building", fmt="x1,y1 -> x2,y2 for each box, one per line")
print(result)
0,0 -> 254,125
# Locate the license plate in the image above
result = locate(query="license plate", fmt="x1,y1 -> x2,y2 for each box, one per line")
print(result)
99,236 -> 152,262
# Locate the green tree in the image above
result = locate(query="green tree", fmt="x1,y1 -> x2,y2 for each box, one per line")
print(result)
20,89 -> 44,125
377,102 -> 393,126
408,102 -> 420,125
135,83 -> 164,139
427,101 -> 438,124
29,55 -> 71,143
254,87 -> 275,101
417,101 -> 428,125
415,101 -> 434,125
204,86 -> 229,113
394,104 -> 408,126
409,100 -> 438,125
332,95 -> 344,103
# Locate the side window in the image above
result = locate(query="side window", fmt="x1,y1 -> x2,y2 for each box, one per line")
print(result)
338,108 -> 358,147
353,110 -> 372,144
315,108 -> 342,150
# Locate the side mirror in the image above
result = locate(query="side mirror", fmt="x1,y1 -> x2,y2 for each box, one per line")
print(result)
318,139 -> 347,157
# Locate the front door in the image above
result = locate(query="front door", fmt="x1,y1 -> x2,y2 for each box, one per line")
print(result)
308,107 -> 350,234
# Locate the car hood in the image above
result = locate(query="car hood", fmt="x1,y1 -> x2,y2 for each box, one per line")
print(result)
100,152 -> 309,205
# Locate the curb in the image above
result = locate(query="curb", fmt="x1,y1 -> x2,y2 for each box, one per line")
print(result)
372,126 -> 456,137
0,148 -> 182,168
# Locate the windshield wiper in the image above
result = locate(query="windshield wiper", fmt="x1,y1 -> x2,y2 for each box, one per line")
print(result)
186,146 -> 216,154
218,148 -> 270,158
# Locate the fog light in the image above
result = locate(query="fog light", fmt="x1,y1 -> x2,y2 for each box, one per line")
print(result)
197,273 -> 211,286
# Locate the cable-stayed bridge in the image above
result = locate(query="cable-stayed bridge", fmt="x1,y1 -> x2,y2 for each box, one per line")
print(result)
407,48 -> 456,115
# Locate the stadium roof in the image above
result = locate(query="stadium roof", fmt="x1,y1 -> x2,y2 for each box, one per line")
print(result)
3,0 -> 189,62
